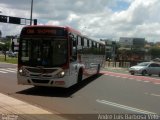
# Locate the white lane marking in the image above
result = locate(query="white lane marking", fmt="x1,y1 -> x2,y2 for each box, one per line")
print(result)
136,80 -> 142,82
145,92 -> 160,97
151,94 -> 160,97
96,99 -> 156,114
143,81 -> 150,83
0,69 -> 16,73
7,68 -> 17,71
154,83 -> 160,85
122,77 -> 127,79
0,70 -> 7,73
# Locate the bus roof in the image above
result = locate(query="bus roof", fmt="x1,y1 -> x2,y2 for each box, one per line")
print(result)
83,35 -> 105,45
23,25 -> 81,35
21,25 -> 104,45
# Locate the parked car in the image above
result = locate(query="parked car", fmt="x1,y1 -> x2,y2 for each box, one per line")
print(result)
7,51 -> 18,57
128,62 -> 160,76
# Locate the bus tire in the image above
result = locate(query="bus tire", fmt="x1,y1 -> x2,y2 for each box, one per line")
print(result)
97,64 -> 100,75
78,68 -> 83,83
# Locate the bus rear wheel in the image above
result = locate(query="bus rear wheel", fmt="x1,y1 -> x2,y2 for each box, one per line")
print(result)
96,64 -> 100,75
78,68 -> 83,83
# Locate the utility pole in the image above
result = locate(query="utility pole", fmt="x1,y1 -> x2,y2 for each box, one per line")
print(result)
30,0 -> 33,25
0,11 -> 2,37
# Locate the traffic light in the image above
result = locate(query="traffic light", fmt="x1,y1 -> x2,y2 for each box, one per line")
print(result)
0,15 -> 38,25
9,17 -> 21,24
0,15 -> 7,23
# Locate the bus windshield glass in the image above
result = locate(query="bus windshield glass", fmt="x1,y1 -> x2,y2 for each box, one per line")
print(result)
20,38 -> 67,67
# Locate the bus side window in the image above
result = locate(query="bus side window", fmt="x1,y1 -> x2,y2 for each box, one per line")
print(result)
73,38 -> 76,47
83,38 -> 88,53
87,40 -> 89,47
77,36 -> 83,54
81,38 -> 84,46
70,37 -> 77,62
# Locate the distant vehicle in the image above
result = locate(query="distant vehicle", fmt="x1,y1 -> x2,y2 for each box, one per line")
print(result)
7,51 -> 18,57
129,62 -> 160,76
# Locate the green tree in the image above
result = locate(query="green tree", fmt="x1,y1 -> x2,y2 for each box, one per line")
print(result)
149,47 -> 160,59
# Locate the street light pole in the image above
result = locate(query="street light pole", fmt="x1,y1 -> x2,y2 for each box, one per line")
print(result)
30,0 -> 33,25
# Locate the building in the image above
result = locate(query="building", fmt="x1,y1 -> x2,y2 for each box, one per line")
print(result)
118,37 -> 146,65
100,39 -> 117,61
119,37 -> 145,48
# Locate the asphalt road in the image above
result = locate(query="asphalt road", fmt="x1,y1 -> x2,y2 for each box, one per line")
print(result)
0,62 -> 160,120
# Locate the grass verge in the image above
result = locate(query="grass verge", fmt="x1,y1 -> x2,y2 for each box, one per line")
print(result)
0,55 -> 18,64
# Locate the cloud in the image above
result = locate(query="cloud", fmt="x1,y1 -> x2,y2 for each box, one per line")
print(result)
0,23 -> 24,36
0,0 -> 160,42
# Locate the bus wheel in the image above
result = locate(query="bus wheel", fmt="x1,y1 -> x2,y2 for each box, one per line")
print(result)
78,68 -> 83,83
97,64 -> 100,75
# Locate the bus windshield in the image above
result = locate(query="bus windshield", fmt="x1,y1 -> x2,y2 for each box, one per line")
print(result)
20,38 -> 68,67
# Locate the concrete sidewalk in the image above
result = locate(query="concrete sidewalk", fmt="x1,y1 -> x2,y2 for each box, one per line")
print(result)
103,67 -> 129,74
0,93 -> 67,120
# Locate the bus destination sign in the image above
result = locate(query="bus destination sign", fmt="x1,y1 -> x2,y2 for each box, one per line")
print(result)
22,27 -> 67,36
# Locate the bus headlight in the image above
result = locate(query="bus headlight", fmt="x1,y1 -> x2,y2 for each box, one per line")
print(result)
19,68 -> 28,76
57,71 -> 65,78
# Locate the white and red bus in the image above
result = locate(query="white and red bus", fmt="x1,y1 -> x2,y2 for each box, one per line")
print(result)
17,25 -> 105,88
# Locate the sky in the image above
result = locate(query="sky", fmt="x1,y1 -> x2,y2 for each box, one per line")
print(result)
0,0 -> 160,42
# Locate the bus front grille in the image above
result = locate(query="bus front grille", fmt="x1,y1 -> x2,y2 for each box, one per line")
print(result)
30,74 -> 52,77
26,67 -> 57,73
32,79 -> 50,84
